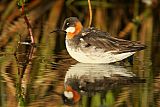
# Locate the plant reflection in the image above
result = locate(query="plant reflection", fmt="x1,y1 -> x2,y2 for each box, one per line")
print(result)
63,63 -> 145,106
14,42 -> 35,107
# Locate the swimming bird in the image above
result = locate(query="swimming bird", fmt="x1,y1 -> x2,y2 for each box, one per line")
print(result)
61,17 -> 146,63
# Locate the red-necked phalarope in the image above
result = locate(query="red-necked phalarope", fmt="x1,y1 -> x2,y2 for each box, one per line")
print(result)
62,17 -> 146,63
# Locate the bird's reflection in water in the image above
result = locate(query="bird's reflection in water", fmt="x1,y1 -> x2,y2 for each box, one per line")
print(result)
62,63 -> 144,105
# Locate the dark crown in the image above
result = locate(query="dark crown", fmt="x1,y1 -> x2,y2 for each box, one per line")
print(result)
62,17 -> 79,30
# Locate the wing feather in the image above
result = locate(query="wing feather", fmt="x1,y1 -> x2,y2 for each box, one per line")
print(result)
80,28 -> 146,53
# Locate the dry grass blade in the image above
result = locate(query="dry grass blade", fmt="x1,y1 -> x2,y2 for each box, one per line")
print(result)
88,0 -> 92,27
118,8 -> 151,39
33,0 -> 64,97
94,7 -> 107,31
7,0 -> 42,23
0,1 -> 55,48
114,87 -> 131,107
0,61 -> 17,107
0,0 -> 17,32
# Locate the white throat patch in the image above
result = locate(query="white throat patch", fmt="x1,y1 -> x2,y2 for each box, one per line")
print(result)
64,91 -> 73,99
65,27 -> 75,33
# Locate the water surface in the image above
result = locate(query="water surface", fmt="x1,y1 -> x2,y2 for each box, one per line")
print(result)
0,41 -> 160,107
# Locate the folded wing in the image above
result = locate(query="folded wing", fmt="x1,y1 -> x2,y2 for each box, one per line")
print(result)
81,27 -> 146,54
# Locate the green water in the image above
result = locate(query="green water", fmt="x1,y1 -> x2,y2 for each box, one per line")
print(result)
0,39 -> 159,107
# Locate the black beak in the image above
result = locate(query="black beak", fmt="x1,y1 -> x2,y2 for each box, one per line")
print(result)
50,29 -> 66,33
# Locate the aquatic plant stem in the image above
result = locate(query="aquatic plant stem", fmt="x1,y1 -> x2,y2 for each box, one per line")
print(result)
21,4 -> 35,43
88,0 -> 92,27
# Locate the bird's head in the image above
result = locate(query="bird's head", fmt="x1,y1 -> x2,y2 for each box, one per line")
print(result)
62,85 -> 80,105
62,17 -> 83,39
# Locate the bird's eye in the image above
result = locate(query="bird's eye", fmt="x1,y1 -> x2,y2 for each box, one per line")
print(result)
66,22 -> 70,26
